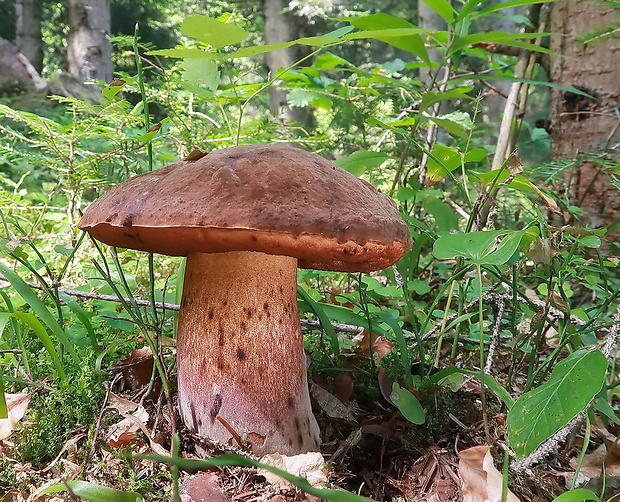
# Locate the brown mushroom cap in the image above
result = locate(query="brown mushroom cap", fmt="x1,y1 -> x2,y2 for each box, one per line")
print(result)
78,144 -> 411,272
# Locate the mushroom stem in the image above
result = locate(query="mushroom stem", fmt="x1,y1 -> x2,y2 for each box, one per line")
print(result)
177,250 -> 320,454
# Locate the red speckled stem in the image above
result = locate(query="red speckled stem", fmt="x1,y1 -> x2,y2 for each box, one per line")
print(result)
176,251 -> 320,454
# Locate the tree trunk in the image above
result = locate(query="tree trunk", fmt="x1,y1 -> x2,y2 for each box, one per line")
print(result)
548,1 -> 620,234
418,1 -> 446,89
67,0 -> 112,83
263,0 -> 314,127
15,0 -> 42,72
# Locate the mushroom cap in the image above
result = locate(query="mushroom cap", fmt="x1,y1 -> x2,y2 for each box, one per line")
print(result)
78,144 -> 411,272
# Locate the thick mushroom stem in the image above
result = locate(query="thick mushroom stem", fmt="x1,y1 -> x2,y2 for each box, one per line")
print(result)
177,250 -> 321,455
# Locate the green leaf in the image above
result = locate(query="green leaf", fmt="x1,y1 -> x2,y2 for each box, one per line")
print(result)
335,150 -> 388,176
146,48 -> 217,59
450,31 -> 549,55
433,230 -> 526,265
551,489 -> 599,502
0,263 -> 79,367
420,89 -> 473,113
425,144 -> 462,185
508,349 -> 607,458
474,0 -> 561,18
37,481 -> 144,501
58,293 -> 99,353
391,382 -> 425,424
181,59 -> 220,97
297,285 -> 339,354
228,42 -> 294,58
180,15 -> 247,49
430,367 -> 515,408
422,196 -> 459,233
343,14 -> 430,63
137,453 -> 373,502
0,367 -> 6,420
421,0 -> 455,23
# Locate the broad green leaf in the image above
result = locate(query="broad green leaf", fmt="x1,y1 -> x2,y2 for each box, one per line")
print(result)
421,0 -> 455,23
474,0 -> 561,18
433,229 -> 526,265
429,117 -> 468,138
146,48 -> 217,59
391,383 -> 425,424
507,349 -> 607,458
450,31 -> 548,54
429,366 -> 515,408
0,263 -> 79,366
343,14 -> 430,63
420,89 -> 473,113
425,144 -> 462,185
335,150 -> 388,176
228,42 -> 294,58
181,59 -> 220,97
37,481 -> 144,501
138,453 -> 373,502
551,489 -> 599,502
454,0 -> 486,22
296,36 -> 341,46
423,196 -> 459,233
180,15 -> 247,49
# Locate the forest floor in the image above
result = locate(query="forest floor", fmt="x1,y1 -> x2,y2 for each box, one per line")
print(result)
0,342 -> 614,502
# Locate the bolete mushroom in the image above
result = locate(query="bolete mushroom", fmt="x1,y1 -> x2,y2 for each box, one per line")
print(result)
78,144 -> 411,455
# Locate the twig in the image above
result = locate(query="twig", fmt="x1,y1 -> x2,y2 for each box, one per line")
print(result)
0,273 -> 364,334
484,297 -> 506,374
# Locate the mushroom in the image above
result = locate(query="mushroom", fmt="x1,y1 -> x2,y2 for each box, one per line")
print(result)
79,144 -> 411,455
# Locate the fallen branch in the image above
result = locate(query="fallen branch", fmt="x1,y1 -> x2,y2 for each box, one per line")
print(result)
0,273 -> 364,334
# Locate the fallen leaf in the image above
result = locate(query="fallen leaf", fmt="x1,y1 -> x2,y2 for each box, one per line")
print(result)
258,452 -> 328,490
458,445 -> 520,502
0,393 -> 32,440
354,329 -> 393,362
310,383 -> 356,422
110,347 -> 155,391
333,374 -> 354,402
106,393 -> 150,447
569,443 -> 620,487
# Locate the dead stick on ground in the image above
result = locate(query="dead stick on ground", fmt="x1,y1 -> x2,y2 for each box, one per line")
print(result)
0,273 -> 364,334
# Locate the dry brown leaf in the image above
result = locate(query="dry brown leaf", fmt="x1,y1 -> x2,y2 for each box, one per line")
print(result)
458,445 -> 520,502
569,443 -> 620,487
110,347 -> 155,390
0,393 -> 32,440
354,329 -> 393,362
333,374 -> 354,402
258,452 -> 328,490
106,393 -> 150,446
310,383 -> 356,422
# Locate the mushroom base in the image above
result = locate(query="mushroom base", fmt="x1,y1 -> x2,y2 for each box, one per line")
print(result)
177,251 -> 321,455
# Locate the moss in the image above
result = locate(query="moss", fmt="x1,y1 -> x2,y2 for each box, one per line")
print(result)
15,364 -> 106,464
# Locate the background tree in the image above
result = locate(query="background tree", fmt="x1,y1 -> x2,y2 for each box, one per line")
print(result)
548,0 -> 620,236
15,0 -> 42,72
67,0 -> 112,82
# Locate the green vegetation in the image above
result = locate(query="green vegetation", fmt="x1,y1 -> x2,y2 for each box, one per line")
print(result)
0,2 -> 619,500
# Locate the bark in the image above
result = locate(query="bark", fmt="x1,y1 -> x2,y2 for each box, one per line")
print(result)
15,0 -> 42,72
67,0 -> 112,83
548,1 -> 620,233
263,0 -> 314,127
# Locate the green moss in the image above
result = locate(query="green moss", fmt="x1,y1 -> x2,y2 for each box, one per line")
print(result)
15,364 -> 106,463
